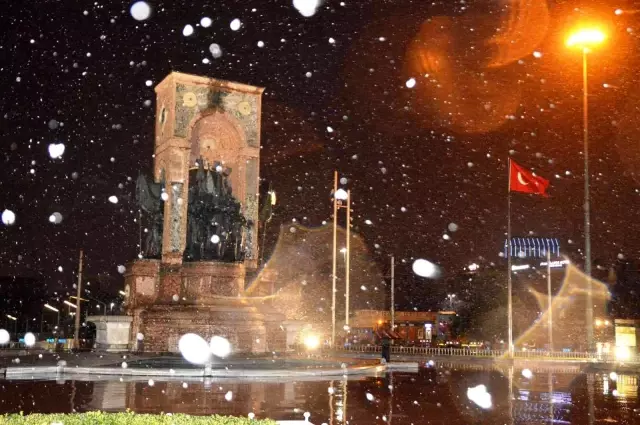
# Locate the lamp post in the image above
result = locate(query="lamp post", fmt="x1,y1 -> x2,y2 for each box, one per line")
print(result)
566,27 -> 606,351
71,295 -> 106,316
331,171 -> 351,348
447,294 -> 456,311
6,314 -> 17,336
42,304 -> 60,333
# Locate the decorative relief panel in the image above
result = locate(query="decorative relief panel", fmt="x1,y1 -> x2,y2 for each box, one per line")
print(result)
174,83 -> 259,147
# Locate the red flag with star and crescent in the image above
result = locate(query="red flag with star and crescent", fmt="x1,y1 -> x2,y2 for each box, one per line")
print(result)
509,159 -> 550,197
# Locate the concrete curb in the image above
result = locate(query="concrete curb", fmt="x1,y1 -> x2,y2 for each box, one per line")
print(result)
4,364 -> 386,379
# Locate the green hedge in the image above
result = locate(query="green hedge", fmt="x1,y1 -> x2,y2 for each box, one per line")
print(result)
0,412 -> 277,424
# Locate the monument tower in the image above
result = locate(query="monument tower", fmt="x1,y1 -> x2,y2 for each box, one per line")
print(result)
124,72 -> 284,353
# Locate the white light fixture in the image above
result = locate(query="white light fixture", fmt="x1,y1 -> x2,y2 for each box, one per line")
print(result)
44,304 -> 59,313
64,300 -> 77,308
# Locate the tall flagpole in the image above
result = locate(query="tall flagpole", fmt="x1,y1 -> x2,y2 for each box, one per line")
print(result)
332,171 -> 338,348
507,158 -> 514,358
547,249 -> 553,352
583,48 -> 594,351
345,190 -> 351,330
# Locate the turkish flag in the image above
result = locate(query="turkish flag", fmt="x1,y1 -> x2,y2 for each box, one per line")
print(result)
509,160 -> 549,197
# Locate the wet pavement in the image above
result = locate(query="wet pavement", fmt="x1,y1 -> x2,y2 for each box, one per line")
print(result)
2,362 -> 640,424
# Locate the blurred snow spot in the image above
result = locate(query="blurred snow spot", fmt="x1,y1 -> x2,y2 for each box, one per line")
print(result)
24,332 -> 36,347
130,2 -> 151,21
183,25 -> 194,36
448,223 -> 458,232
225,390 -> 233,401
293,0 -> 322,17
405,78 -> 416,88
412,259 -> 440,278
49,212 -> 63,224
2,209 -> 16,226
210,335 -> 232,358
209,43 -> 223,58
48,119 -> 59,129
48,143 -> 65,159
257,41 -> 264,47
230,19 -> 241,31
0,329 -> 10,345
366,392 -> 374,401
108,196 -> 118,204
201,17 -> 212,28
467,384 -> 492,409
211,234 -> 220,244
522,368 -> 533,379
179,333 -> 211,365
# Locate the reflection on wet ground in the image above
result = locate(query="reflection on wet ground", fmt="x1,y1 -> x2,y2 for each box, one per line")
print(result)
1,364 -> 640,424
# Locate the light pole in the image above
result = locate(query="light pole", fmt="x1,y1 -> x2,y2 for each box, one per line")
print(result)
6,315 -> 17,336
71,295 -> 107,316
43,304 -> 60,332
566,27 -> 606,351
74,249 -> 84,350
447,294 -> 456,311
331,171 -> 351,347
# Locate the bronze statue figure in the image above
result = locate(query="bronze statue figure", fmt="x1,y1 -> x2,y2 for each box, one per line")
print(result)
135,173 -> 165,259
183,158 -> 249,262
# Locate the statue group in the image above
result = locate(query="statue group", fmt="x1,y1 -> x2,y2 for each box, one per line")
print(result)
135,158 -> 250,262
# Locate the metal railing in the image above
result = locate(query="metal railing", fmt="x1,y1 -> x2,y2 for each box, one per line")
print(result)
339,344 -> 627,362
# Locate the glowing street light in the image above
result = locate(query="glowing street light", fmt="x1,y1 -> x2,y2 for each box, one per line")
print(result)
44,304 -> 59,313
566,26 -> 606,352
447,293 -> 456,310
565,28 -> 606,50
64,300 -> 77,309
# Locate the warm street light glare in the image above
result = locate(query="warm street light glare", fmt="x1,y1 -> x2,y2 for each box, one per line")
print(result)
44,304 -> 59,313
64,300 -> 78,308
566,28 -> 606,49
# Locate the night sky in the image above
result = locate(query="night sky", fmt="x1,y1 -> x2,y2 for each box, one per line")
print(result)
1,0 -> 639,308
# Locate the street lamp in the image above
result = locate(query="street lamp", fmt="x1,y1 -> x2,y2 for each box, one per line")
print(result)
566,26 -> 606,351
447,294 -> 456,311
42,304 -> 60,333
331,171 -> 352,348
71,295 -> 107,316
6,314 -> 17,335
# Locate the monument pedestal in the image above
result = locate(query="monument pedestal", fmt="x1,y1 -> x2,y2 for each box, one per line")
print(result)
125,259 -> 285,353
86,316 -> 132,352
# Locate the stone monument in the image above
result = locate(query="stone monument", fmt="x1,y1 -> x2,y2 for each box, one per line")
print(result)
124,72 -> 284,353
